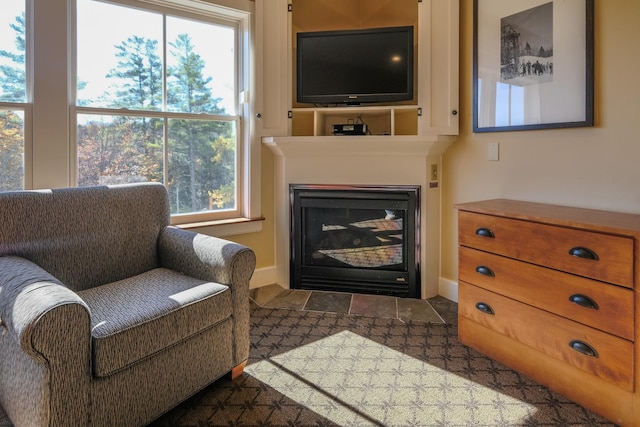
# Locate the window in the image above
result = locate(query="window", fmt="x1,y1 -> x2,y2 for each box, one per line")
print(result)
0,0 -> 259,232
0,0 -> 29,191
74,0 -> 249,224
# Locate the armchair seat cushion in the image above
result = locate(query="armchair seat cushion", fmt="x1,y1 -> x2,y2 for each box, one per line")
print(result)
78,268 -> 231,377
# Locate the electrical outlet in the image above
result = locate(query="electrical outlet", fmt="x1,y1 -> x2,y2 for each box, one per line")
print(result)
488,142 -> 500,161
430,164 -> 438,181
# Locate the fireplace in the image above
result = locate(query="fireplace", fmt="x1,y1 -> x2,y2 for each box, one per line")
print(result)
290,184 -> 420,298
264,134 -> 454,299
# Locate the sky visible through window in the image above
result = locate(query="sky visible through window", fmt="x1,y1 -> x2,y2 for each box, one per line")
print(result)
0,1 -> 236,113
0,0 -> 236,114
76,0 -> 236,114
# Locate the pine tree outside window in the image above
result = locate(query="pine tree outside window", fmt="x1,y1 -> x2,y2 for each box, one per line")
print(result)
0,0 -> 29,191
74,0 -> 246,223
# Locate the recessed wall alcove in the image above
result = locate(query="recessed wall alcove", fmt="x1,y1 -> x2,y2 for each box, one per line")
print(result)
256,0 -> 459,298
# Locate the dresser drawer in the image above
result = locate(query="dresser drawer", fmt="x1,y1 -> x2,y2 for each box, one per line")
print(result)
458,211 -> 634,287
459,247 -> 634,340
459,282 -> 634,391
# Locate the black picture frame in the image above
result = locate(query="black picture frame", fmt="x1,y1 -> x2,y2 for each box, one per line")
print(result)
473,0 -> 594,132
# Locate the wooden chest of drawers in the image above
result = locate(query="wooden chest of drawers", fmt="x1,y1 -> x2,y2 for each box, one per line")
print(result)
456,199 -> 640,426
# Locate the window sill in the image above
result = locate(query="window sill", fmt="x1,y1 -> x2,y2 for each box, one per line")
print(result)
175,216 -> 264,237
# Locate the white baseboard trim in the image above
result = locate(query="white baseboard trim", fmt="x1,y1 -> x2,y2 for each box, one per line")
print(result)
250,266 -> 278,289
438,277 -> 458,302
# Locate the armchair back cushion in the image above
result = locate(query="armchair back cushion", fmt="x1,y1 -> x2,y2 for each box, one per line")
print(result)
0,183 -> 169,292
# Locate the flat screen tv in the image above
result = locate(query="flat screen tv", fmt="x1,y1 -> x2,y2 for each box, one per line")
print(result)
296,26 -> 414,105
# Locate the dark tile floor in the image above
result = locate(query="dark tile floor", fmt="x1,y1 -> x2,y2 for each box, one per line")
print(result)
250,284 -> 448,324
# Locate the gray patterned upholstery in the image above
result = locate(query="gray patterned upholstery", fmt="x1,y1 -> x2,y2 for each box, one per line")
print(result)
0,183 -> 256,427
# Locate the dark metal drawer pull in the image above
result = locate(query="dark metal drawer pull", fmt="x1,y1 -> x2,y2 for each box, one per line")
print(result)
475,266 -> 495,277
568,246 -> 599,261
568,294 -> 599,310
475,302 -> 494,315
475,228 -> 495,238
569,340 -> 599,358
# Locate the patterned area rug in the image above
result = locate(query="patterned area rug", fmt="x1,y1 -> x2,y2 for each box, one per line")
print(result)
0,299 -> 614,427
147,302 -> 615,427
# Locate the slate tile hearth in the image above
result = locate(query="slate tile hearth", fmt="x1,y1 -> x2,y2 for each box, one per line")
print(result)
304,291 -> 352,313
349,293 -> 397,319
250,284 -> 445,324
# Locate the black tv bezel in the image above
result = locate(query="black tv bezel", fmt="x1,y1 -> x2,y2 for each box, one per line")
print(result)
296,26 -> 415,106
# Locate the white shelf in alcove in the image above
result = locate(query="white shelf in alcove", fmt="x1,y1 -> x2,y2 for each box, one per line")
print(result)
262,135 -> 456,158
291,105 -> 420,137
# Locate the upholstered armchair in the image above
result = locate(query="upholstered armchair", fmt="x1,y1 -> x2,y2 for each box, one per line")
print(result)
0,183 -> 256,427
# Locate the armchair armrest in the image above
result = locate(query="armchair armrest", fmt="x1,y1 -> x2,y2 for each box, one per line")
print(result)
0,256 -> 91,427
158,226 -> 256,288
158,227 -> 256,367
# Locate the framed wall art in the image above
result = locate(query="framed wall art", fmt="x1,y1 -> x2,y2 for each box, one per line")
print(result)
473,0 -> 594,132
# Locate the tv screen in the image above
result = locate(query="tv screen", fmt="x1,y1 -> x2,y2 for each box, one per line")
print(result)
296,26 -> 414,105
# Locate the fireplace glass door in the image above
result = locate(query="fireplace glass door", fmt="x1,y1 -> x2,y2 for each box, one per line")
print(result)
290,185 -> 420,298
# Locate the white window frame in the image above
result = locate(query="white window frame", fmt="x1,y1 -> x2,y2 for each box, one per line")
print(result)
26,0 -> 260,235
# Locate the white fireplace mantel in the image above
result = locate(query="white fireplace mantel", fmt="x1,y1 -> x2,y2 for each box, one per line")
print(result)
263,135 -> 456,299
263,135 -> 456,158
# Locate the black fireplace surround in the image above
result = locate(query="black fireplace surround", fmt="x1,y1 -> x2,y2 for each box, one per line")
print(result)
290,184 -> 420,298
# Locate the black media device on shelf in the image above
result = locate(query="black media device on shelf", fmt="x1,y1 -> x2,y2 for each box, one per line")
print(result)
296,26 -> 414,105
332,123 -> 367,135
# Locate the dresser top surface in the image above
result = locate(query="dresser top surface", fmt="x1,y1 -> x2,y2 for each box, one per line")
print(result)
455,199 -> 640,235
